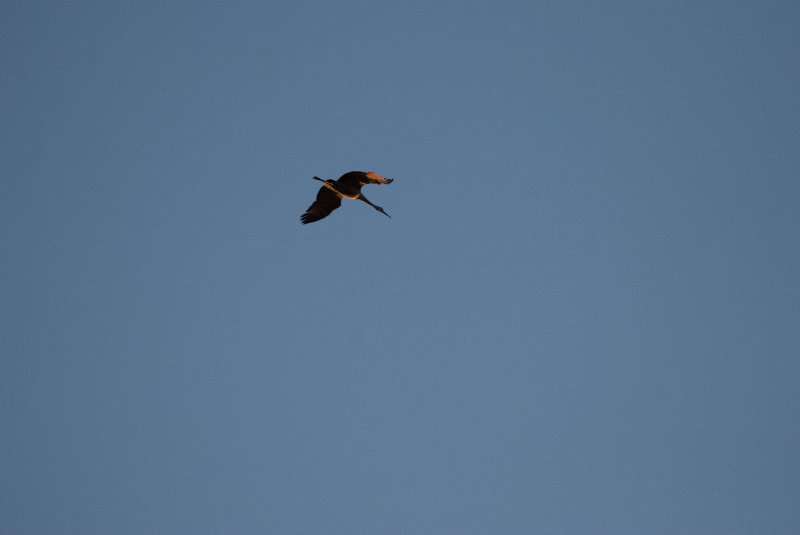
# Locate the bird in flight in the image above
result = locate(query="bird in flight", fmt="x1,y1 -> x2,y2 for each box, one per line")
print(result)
300,171 -> 394,225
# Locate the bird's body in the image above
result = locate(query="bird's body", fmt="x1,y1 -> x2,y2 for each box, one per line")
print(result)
301,171 -> 394,224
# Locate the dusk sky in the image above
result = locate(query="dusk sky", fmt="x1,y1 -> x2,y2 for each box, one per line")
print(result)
2,1 -> 799,533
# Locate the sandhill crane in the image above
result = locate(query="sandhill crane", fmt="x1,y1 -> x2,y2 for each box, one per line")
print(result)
300,171 -> 394,224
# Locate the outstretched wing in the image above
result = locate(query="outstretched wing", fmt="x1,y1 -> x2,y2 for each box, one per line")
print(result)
337,171 -> 393,187
301,186 -> 342,224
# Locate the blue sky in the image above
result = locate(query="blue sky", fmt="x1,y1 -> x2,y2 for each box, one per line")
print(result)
2,1 -> 799,533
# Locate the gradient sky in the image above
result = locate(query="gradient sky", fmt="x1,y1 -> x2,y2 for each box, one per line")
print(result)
2,1 -> 799,533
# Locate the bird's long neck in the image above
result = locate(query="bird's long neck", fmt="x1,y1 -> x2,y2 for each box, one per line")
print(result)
358,194 -> 391,218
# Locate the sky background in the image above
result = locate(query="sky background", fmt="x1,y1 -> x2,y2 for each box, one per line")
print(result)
2,1 -> 799,533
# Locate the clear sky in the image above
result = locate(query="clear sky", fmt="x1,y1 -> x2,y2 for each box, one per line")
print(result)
2,1 -> 799,533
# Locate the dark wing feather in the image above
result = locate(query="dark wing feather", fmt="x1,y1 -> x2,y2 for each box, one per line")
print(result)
301,186 -> 342,224
336,171 -> 367,186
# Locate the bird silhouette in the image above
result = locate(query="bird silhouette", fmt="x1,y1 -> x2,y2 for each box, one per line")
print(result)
300,171 -> 394,224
